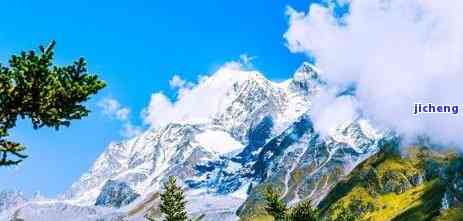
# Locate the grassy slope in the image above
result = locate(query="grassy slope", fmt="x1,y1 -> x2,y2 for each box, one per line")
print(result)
433,207 -> 463,221
366,179 -> 443,221
318,146 -> 452,221
248,147 -> 463,221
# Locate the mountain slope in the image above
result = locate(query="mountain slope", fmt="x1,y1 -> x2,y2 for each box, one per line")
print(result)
317,146 -> 461,221
237,115 -> 386,221
1,62 -> 387,221
0,190 -> 26,213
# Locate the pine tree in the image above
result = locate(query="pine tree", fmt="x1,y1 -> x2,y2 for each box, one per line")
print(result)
287,200 -> 319,221
159,176 -> 188,221
263,185 -> 287,221
0,41 -> 105,166
263,186 -> 322,221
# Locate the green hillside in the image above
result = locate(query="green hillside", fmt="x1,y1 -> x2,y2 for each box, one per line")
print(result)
319,146 -> 458,221
248,146 -> 463,221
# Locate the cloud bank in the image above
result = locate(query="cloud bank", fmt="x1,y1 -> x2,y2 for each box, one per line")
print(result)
311,89 -> 360,137
285,0 -> 463,146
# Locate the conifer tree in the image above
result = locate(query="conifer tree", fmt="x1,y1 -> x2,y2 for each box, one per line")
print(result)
0,41 -> 105,166
287,200 -> 319,221
263,185 -> 287,221
159,176 -> 188,221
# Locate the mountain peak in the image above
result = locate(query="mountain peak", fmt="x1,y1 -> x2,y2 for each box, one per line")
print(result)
293,62 -> 321,82
290,62 -> 323,93
205,64 -> 265,88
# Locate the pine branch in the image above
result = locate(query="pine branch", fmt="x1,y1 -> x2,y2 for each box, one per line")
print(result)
0,41 -> 105,166
0,139 -> 27,166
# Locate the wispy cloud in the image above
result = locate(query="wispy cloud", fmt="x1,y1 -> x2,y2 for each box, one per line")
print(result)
98,98 -> 130,121
98,97 -> 142,138
285,0 -> 463,146
121,123 -> 142,138
239,53 -> 257,67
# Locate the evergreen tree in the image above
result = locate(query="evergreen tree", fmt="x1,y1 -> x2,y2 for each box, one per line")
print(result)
287,200 -> 319,221
0,41 -> 105,166
263,186 -> 322,221
159,176 -> 188,221
263,185 -> 287,221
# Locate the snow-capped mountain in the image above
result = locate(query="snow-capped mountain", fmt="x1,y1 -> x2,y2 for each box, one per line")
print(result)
0,190 -> 26,213
1,62 -> 389,221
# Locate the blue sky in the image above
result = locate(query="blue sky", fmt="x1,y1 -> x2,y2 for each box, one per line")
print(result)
0,0 -> 317,197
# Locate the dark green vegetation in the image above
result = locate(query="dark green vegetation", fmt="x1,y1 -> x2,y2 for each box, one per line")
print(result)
263,186 -> 288,221
249,145 -> 463,221
0,41 -> 105,166
146,176 -> 201,221
263,186 -> 319,221
144,176 -> 205,221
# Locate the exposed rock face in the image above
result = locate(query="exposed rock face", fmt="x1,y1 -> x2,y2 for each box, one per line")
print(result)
95,180 -> 140,208
289,62 -> 324,95
410,173 -> 424,186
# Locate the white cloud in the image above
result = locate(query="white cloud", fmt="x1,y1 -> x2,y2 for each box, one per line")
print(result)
142,92 -> 176,127
98,97 -> 141,138
239,54 -> 257,67
142,62 -> 259,128
311,89 -> 359,137
115,108 -> 129,121
121,123 -> 143,138
98,98 -> 130,121
284,0 -> 463,146
169,75 -> 187,89
168,75 -> 195,98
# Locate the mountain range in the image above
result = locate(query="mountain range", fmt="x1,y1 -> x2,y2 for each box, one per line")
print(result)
1,62 -> 461,221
